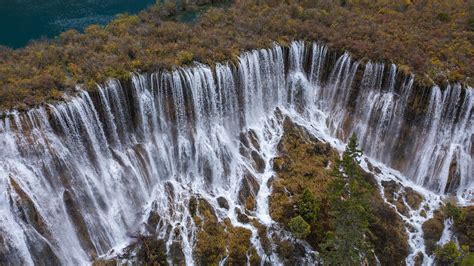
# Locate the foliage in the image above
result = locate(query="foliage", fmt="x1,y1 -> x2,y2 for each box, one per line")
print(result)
192,199 -> 259,264
0,0 -> 472,111
288,215 -> 311,239
134,235 -> 167,265
434,241 -> 461,265
445,204 -> 474,250
270,120 -> 407,264
321,133 -> 373,265
177,50 -> 194,65
460,252 -> 474,266
297,188 -> 320,223
333,133 -> 363,179
446,202 -> 465,222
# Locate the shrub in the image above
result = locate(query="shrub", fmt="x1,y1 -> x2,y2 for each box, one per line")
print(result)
297,189 -> 319,223
177,51 -> 194,65
288,215 -> 311,239
437,13 -> 450,22
460,252 -> 474,266
435,241 -> 461,264
446,203 -> 464,222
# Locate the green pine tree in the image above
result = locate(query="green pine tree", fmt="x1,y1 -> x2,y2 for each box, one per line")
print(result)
321,133 -> 372,265
297,189 -> 320,223
288,215 -> 311,239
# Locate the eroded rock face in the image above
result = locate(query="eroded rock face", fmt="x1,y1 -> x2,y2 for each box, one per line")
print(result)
217,196 -> 229,210
238,173 -> 260,212
9,177 -> 52,239
63,190 -> 97,259
8,177 -> 62,265
382,180 -> 424,216
445,159 -> 460,194
240,130 -> 266,173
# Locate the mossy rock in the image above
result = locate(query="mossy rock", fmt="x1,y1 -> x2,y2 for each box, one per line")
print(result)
422,210 -> 445,255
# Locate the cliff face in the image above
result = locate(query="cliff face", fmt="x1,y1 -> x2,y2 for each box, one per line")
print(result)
0,41 -> 472,264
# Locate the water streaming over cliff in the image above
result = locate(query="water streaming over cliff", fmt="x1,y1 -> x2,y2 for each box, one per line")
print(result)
0,41 -> 472,264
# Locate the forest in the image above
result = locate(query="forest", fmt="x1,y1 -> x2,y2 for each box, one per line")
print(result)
0,0 -> 472,110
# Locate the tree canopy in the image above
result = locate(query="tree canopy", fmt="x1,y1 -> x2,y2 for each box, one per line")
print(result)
1,0 -> 472,111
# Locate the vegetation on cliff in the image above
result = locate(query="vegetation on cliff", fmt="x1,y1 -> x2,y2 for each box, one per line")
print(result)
422,203 -> 474,265
270,118 -> 408,265
320,134 -> 372,264
0,0 -> 472,111
191,198 -> 260,265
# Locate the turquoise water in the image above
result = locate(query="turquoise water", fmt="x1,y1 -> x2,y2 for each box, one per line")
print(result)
0,0 -> 155,48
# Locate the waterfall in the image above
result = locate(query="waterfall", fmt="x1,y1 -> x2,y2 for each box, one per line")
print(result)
0,41 -> 472,264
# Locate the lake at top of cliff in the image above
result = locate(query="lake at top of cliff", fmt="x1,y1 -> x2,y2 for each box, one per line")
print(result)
0,0 -> 155,48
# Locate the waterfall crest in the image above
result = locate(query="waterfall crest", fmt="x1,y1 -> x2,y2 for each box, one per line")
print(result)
0,41 -> 472,264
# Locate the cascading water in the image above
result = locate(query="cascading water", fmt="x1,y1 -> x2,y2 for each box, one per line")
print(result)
0,41 -> 472,265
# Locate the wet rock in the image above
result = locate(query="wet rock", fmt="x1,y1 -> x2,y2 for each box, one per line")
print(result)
382,180 -> 401,203
9,177 -> 51,239
414,252 -> 424,266
22,229 -> 62,266
164,182 -> 175,201
238,173 -> 260,212
274,238 -> 307,265
422,210 -> 445,255
248,129 -> 261,151
365,158 -> 374,172
63,190 -> 97,258
146,210 -> 161,234
251,150 -> 265,173
169,240 -> 185,265
267,176 -> 275,189
382,180 -> 413,215
236,208 -> 250,224
405,187 -> 423,210
373,166 -> 382,174
239,132 -> 250,149
188,196 -> 197,217
217,196 -> 229,210
92,259 -> 117,266
444,159 -> 460,194
8,178 -> 62,265
396,198 -> 409,216
250,220 -> 271,255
